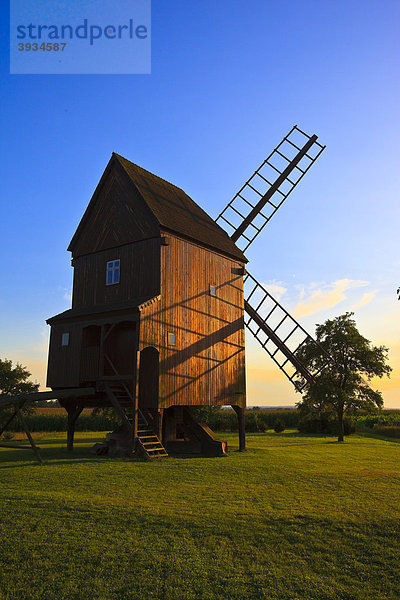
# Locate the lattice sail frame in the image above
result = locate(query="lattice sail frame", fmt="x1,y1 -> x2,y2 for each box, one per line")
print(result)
216,125 -> 325,252
244,272 -> 330,391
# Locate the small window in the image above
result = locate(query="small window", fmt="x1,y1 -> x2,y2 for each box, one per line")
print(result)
168,332 -> 176,346
210,285 -> 217,297
106,259 -> 120,285
61,333 -> 70,346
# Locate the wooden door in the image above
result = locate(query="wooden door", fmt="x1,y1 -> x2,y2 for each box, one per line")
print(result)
80,325 -> 101,383
103,322 -> 137,377
138,346 -> 159,408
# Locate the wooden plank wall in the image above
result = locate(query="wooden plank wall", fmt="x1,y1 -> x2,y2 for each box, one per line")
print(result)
72,238 -> 161,308
140,232 -> 246,409
70,162 -> 159,258
47,323 -> 82,388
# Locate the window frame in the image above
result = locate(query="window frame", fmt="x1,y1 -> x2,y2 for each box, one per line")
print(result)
167,332 -> 176,346
106,259 -> 120,286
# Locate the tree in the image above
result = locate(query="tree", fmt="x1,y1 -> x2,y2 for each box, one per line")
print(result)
0,358 -> 39,396
0,359 -> 39,435
295,313 -> 391,442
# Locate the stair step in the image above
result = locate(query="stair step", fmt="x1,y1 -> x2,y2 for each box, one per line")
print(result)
142,440 -> 162,450
104,384 -> 168,458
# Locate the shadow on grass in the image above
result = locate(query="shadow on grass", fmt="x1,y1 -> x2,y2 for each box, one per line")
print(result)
356,431 -> 400,444
0,436 -> 106,467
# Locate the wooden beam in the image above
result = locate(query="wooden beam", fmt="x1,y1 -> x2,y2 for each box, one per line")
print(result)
0,403 -> 24,436
232,405 -> 246,451
67,405 -> 84,451
99,324 -> 106,379
244,301 -> 316,385
133,349 -> 141,444
17,413 -> 43,465
104,354 -> 119,376
231,135 -> 318,242
0,387 -> 96,409
104,385 -> 133,437
0,400 -> 42,464
104,323 -> 117,341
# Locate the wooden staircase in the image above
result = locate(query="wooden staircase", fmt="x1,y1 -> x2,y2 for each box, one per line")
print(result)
104,382 -> 168,459
136,412 -> 168,459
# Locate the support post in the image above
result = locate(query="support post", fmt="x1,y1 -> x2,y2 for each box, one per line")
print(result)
66,404 -> 83,452
232,405 -> 246,451
99,324 -> 106,379
149,408 -> 163,439
133,349 -> 141,448
0,400 -> 43,464
156,408 -> 164,440
0,404 -> 23,437
17,413 -> 43,465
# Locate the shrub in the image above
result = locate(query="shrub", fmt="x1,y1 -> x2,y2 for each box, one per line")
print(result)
373,426 -> 400,439
297,414 -> 355,435
274,419 -> 285,433
246,412 -> 267,432
187,408 -> 298,433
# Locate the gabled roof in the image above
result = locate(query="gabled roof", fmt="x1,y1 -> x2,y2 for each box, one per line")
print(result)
111,154 -> 247,262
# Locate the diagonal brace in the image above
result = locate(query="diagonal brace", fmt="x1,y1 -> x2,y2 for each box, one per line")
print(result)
0,401 -> 43,464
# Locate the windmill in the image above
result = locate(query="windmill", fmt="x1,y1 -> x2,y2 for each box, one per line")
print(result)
215,125 -> 328,393
1,125 -> 331,462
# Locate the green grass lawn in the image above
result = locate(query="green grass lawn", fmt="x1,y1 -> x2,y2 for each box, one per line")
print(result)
0,431 -> 399,600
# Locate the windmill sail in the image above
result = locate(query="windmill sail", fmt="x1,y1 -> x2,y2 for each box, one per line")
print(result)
216,125 -> 325,252
244,272 -> 329,391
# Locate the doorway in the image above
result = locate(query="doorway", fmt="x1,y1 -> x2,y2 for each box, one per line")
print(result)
103,321 -> 137,377
138,346 -> 159,409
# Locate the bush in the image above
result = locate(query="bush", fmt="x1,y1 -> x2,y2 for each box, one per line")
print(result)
372,426 -> 400,439
187,408 -> 299,433
274,419 -> 285,433
246,412 -> 268,433
297,414 -> 355,435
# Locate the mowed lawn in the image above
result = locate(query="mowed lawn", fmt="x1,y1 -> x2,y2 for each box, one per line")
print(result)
0,432 -> 399,600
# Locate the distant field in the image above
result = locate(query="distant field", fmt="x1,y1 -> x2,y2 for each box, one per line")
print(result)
0,432 -> 399,600
5,407 -> 300,433
6,407 -> 400,434
33,407 -> 93,415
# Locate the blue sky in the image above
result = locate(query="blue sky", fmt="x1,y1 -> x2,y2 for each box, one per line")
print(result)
1,0 -> 399,406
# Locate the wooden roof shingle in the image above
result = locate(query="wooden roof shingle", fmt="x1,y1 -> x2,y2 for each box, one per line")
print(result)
113,153 -> 247,262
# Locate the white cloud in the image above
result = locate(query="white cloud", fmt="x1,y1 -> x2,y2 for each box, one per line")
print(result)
263,280 -> 287,301
351,291 -> 376,311
292,279 -> 369,319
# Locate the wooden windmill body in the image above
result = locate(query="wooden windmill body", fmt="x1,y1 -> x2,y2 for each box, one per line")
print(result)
45,125 -> 327,458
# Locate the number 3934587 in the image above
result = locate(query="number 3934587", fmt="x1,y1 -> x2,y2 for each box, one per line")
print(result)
18,43 -> 67,51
